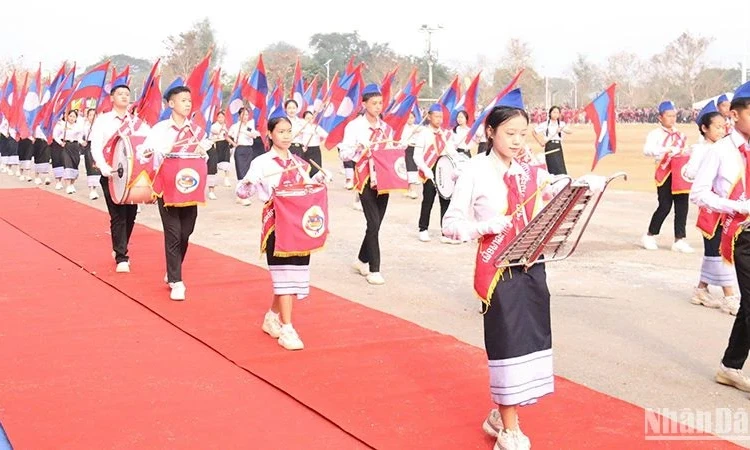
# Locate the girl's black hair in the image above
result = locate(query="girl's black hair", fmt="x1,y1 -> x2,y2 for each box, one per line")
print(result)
545,105 -> 562,139
303,111 -> 313,119
284,99 -> 298,109
268,116 -> 292,133
453,110 -> 469,133
484,107 -> 529,155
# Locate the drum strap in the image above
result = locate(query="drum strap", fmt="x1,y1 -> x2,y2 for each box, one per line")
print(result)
273,156 -> 305,187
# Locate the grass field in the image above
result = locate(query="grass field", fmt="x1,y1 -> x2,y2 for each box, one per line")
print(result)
320,122 -> 700,194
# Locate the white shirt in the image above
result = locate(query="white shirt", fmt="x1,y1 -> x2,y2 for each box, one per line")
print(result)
643,127 -> 685,161
535,120 -> 566,141
89,110 -> 151,174
34,126 -> 46,141
442,152 -> 554,242
413,126 -> 457,172
79,119 -> 94,144
338,115 -> 393,162
690,131 -> 749,215
300,123 -> 328,147
452,125 -> 471,150
241,147 -> 315,203
401,123 -> 420,146
289,116 -> 307,144
210,122 -> 228,141
53,121 -> 83,145
682,142 -> 711,182
139,118 -> 210,171
0,117 -> 8,137
228,120 -> 256,146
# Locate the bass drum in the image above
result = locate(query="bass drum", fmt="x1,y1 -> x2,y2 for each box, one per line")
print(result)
434,153 -> 470,199
109,134 -> 156,204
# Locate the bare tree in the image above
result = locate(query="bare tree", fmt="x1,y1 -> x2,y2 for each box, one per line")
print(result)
570,54 -> 602,107
603,52 -> 642,106
161,18 -> 225,84
664,31 -> 713,105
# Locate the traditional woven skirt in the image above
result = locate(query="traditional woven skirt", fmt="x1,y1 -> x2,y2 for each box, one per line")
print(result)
701,225 -> 737,287
265,231 -> 311,300
484,263 -> 553,406
216,140 -> 231,172
62,141 -> 81,180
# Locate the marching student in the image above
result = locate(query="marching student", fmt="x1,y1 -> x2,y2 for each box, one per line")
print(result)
17,134 -> 34,182
402,112 -> 420,199
300,110 -> 328,177
236,115 -> 333,351
684,101 -> 738,314
452,110 -> 472,158
205,111 -> 226,200
32,125 -> 51,185
286,99 -> 306,158
717,93 -> 734,134
89,84 -> 151,273
414,104 -> 460,244
227,107 -> 259,206
2,121 -> 19,177
442,89 -> 604,450
339,83 -> 394,285
690,80 -> 750,394
0,115 -> 8,174
211,111 -> 232,187
139,85 -> 213,301
641,100 -> 694,253
532,105 -> 572,175
53,110 -> 82,194
80,108 -> 101,200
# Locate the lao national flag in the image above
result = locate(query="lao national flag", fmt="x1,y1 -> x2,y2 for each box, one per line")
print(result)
243,55 -> 269,141
303,76 -> 317,113
24,66 -> 42,131
464,69 -> 523,146
290,58 -> 305,115
70,61 -> 109,102
185,51 -> 211,113
380,66 -> 398,111
452,72 -> 481,126
585,83 -> 617,170
436,76 -> 460,128
321,67 -> 363,149
225,71 -> 246,127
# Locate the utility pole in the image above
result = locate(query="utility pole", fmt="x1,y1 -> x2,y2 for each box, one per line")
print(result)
419,24 -> 443,90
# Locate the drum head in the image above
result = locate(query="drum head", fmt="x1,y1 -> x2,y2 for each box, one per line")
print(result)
434,155 -> 457,199
109,137 -> 130,203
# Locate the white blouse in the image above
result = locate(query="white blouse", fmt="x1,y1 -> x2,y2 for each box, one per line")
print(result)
690,131 -> 748,215
241,147 -> 315,203
53,121 -> 83,145
534,120 -> 567,141
300,123 -> 328,147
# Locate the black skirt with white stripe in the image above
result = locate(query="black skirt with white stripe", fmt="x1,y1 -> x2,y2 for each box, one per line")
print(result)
265,231 -> 311,299
484,263 -> 553,406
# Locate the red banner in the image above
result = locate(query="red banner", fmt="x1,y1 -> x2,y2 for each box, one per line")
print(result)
670,153 -> 692,194
151,155 -> 207,206
654,152 -> 672,186
697,208 -> 722,239
272,184 -> 329,257
102,115 -> 146,166
372,147 -> 408,193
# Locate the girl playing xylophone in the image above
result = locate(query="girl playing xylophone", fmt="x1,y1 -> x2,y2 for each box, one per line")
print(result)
236,115 -> 333,351
442,89 -> 604,450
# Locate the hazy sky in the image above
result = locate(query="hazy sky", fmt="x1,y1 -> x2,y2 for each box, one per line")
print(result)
2,0 -> 748,79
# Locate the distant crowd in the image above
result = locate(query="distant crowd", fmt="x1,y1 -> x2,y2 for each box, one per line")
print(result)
526,106 -> 698,124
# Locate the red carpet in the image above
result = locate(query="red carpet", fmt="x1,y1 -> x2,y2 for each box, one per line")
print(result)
0,188 -> 740,449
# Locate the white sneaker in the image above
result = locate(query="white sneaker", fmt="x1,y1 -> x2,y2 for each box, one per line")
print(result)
278,325 -> 304,350
262,311 -> 282,339
14,169 -> 20,177
208,191 -> 217,200
671,239 -> 694,253
716,364 -> 750,392
115,261 -> 130,273
721,296 -> 740,316
440,235 -> 460,245
419,230 -> 431,242
345,180 -> 354,190
55,182 -> 63,190
65,185 -> 75,194
352,260 -> 370,276
641,234 -> 658,250
241,198 -> 251,206
19,175 -> 26,182
89,190 -> 99,200
352,199 -> 363,211
34,177 -> 42,185
366,272 -> 385,285
44,177 -> 51,185
223,177 -> 232,187
690,288 -> 721,308
494,428 -> 530,450
482,409 -> 503,438
170,281 -> 186,301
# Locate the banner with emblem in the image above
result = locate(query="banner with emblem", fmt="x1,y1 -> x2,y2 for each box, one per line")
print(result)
372,147 -> 408,193
272,183 -> 329,257
151,154 -> 208,206
669,153 -> 692,194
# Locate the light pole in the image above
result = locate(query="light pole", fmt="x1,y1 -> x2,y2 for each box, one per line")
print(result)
323,59 -> 332,91
419,24 -> 443,90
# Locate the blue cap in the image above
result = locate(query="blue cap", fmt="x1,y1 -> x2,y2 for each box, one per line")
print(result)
734,81 -> 750,100
362,83 -> 381,96
658,101 -> 675,114
695,100 -> 718,125
497,88 -> 524,110
717,94 -> 730,104
428,103 -> 442,113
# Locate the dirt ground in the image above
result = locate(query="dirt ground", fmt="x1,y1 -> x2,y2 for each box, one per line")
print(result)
3,122 -> 748,446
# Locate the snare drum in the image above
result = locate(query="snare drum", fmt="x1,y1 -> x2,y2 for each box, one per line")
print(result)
152,153 -> 208,207
434,153 -> 470,199
272,183 -> 329,256
109,135 -> 156,204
